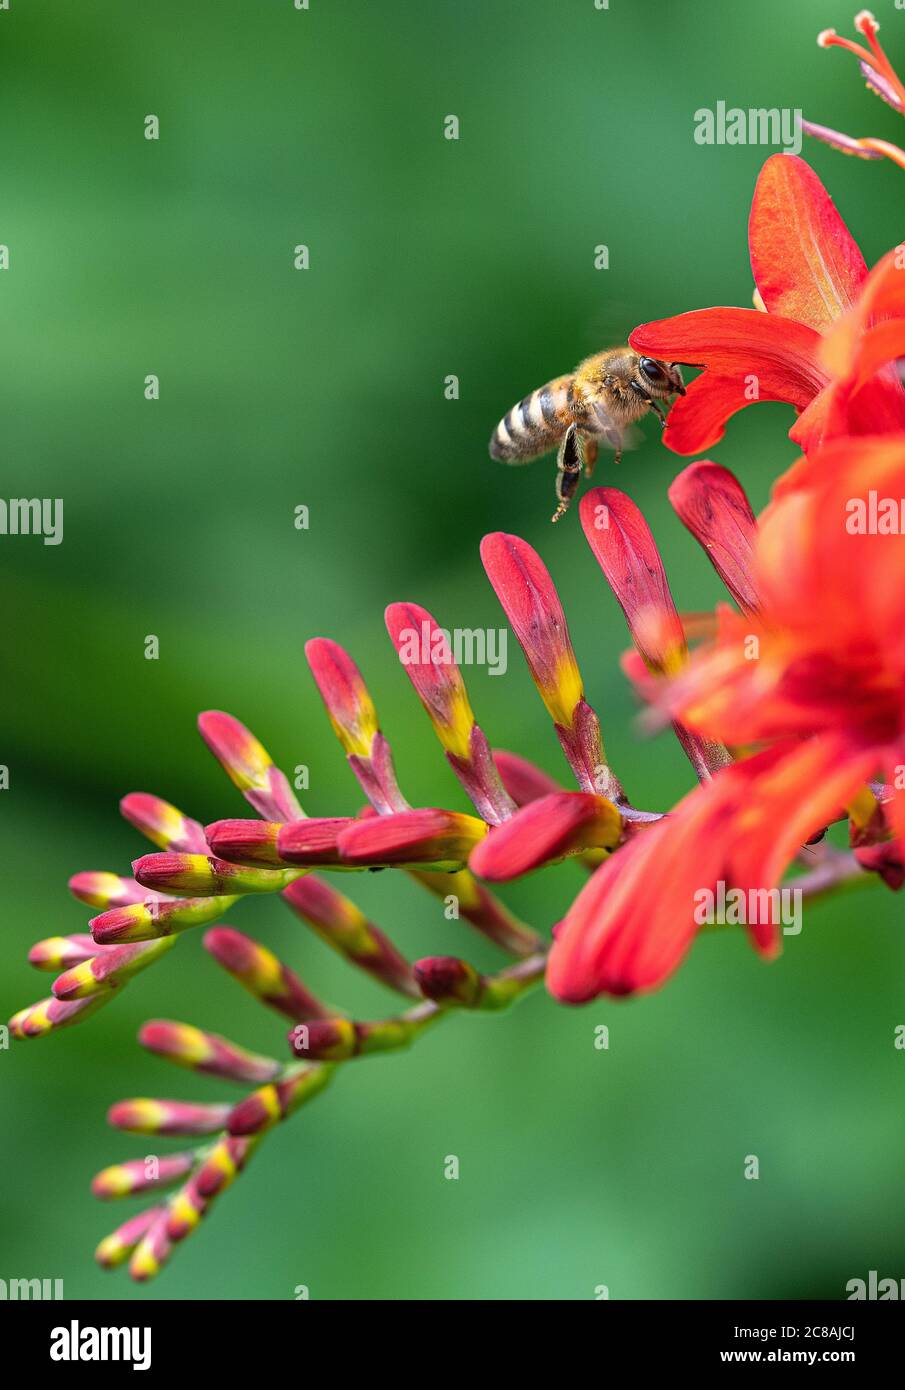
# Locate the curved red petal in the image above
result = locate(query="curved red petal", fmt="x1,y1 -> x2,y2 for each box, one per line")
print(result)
631,309 -> 824,455
821,247 -> 905,380
748,154 -> 867,332
631,308 -> 823,386
547,739 -> 872,1002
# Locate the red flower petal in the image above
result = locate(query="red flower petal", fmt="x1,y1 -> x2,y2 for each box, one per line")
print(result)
748,154 -> 867,332
547,738 -> 873,1001
631,307 -> 823,388
787,382 -> 847,453
546,817 -> 701,1001
822,247 -> 905,378
630,309 -> 825,455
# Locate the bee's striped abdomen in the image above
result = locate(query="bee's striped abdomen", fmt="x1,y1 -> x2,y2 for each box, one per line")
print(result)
489,374 -> 577,463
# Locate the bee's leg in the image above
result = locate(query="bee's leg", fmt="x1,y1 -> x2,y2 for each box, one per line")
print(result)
580,433 -> 599,480
648,399 -> 668,429
630,379 -> 669,430
551,425 -> 582,523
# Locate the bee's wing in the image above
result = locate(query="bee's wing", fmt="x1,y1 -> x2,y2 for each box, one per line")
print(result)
616,423 -> 643,453
589,401 -> 641,454
587,402 -> 623,453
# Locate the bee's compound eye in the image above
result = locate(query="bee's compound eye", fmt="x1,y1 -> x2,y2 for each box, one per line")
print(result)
639,357 -> 667,384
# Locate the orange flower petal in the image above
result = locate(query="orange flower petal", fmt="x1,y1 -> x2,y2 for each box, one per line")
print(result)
748,154 -> 867,333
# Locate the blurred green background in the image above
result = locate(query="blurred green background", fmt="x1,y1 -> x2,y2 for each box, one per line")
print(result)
2,0 -> 903,1300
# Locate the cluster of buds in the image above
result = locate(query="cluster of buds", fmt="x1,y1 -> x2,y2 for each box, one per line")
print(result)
12,9 -> 905,1284
13,465 -> 847,1283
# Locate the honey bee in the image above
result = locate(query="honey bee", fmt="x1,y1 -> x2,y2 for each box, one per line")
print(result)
489,348 -> 685,522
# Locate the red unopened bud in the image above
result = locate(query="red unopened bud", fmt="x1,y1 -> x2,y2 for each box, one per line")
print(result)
198,710 -> 303,822
203,925 -> 329,1021
337,808 -> 487,870
580,488 -> 686,676
469,792 -> 622,881
120,793 -> 208,853
413,956 -> 483,1007
668,462 -> 760,614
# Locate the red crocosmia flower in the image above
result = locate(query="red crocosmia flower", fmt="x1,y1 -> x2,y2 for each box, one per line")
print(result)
671,435 -> 905,785
819,246 -> 905,394
549,434 -> 905,1003
547,735 -> 875,1001
668,435 -> 905,865
629,154 -> 905,456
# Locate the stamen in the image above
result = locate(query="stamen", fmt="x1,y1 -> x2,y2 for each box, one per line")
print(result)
822,10 -> 905,115
817,28 -> 874,64
858,136 -> 905,170
857,17 -> 905,110
854,10 -> 879,42
801,118 -> 884,158
860,60 -> 904,114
